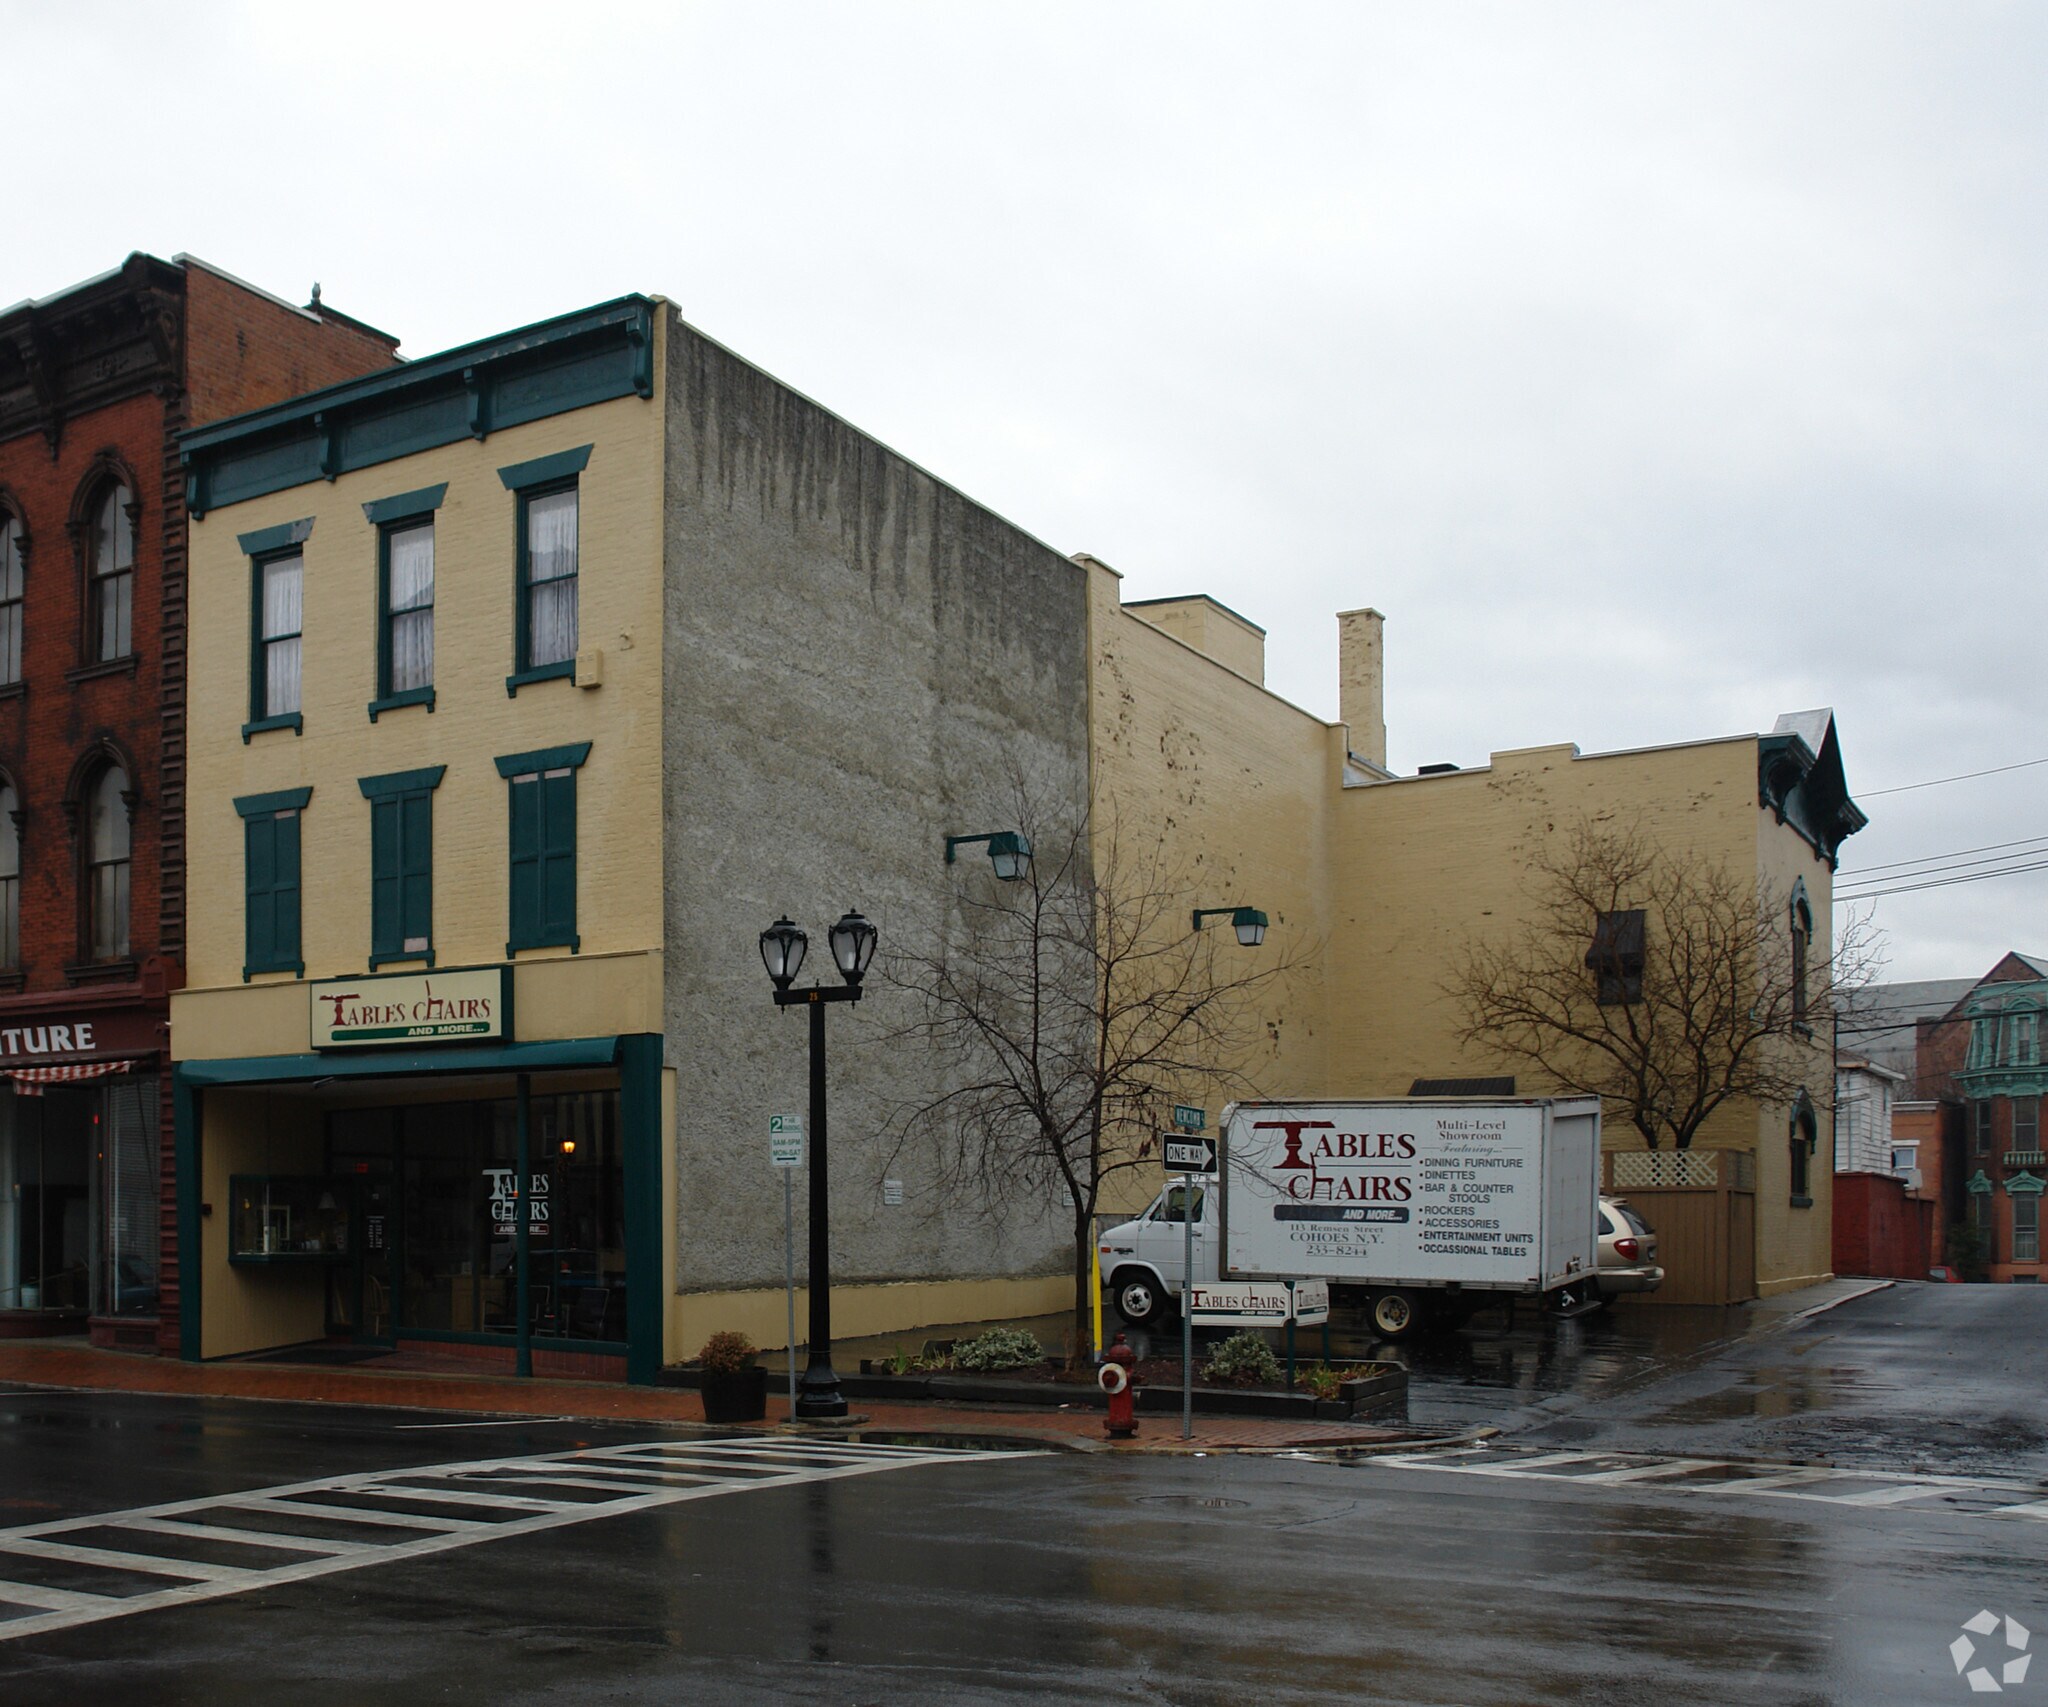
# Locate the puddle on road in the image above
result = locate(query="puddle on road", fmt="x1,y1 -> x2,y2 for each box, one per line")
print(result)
1651,1367 -> 1902,1425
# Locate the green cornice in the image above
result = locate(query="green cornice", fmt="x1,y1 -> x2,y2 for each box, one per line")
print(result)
494,742 -> 591,778
233,786 -> 312,818
358,765 -> 446,801
1967,1169 -> 1995,1194
362,484 -> 447,526
2007,1171 -> 2045,1197
181,297 -> 655,518
497,444 -> 592,491
236,517 -> 314,558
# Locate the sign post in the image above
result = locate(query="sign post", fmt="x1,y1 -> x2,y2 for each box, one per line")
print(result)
1163,1131 -> 1219,1442
769,1114 -> 804,1420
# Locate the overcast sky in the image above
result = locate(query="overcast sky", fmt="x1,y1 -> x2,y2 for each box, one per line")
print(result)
8,2 -> 2042,981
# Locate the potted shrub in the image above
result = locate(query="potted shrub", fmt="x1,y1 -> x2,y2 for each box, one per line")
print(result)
697,1330 -> 767,1423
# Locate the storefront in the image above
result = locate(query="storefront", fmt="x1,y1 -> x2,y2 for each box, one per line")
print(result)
0,1005 -> 166,1346
173,972 -> 662,1382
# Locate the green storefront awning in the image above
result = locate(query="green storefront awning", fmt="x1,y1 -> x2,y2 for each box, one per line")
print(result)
175,1037 -> 620,1088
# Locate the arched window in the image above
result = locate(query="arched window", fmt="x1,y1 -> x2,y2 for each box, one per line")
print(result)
1789,880 -> 1813,1023
1789,1095 -> 1817,1207
2007,1007 -> 2039,1068
85,766 -> 130,961
0,783 -> 17,970
88,484 -> 134,662
0,510 -> 23,685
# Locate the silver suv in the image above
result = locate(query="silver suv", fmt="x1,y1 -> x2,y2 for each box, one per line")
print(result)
1596,1196 -> 1664,1300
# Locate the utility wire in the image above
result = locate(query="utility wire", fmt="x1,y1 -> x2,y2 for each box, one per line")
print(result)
1836,857 -> 2048,902
1838,831 -> 2048,878
1859,755 -> 2048,798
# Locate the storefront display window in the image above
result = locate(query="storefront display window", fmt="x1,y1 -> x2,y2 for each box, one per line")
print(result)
0,1076 -> 158,1317
325,1087 -> 624,1347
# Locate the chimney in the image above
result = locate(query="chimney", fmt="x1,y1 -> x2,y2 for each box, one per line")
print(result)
1336,607 -> 1387,769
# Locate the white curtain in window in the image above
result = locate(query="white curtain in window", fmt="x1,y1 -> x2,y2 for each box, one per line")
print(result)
527,490 -> 578,668
88,767 -> 130,961
263,556 -> 303,715
388,525 -> 434,691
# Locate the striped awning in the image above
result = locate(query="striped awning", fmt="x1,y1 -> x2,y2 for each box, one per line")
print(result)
6,1062 -> 131,1096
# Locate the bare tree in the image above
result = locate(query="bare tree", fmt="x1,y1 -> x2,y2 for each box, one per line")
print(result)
882,785 -> 1308,1361
1447,820 -> 1880,1151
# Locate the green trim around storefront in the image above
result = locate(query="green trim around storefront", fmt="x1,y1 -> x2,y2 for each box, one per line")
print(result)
620,1033 -> 663,1385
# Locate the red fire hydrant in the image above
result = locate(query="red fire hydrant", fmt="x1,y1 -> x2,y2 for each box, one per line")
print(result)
1100,1330 -> 1139,1439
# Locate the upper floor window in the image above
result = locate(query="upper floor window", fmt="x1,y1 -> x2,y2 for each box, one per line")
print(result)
1975,1099 -> 1995,1155
382,521 -> 434,696
85,765 -> 130,962
2008,1008 -> 2039,1067
520,486 -> 579,672
2015,1097 -> 2041,1151
1969,1018 -> 1995,1069
1789,884 -> 1813,1023
88,486 -> 135,662
0,784 -> 18,971
255,552 -> 303,719
0,513 -> 23,685
1586,908 -> 1646,1005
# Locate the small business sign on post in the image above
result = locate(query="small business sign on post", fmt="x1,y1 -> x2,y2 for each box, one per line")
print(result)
1162,1135 -> 1218,1177
1189,1280 -> 1328,1328
769,1114 -> 804,1421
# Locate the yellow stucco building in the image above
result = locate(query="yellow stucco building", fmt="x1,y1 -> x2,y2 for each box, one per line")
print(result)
1084,553 -> 1863,1299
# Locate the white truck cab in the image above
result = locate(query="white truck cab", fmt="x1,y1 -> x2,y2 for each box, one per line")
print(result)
1098,1182 -> 1209,1326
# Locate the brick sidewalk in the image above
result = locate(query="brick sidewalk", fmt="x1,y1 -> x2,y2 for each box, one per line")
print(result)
0,1341 -> 1411,1454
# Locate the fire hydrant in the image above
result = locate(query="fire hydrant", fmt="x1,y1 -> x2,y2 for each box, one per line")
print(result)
1099,1330 -> 1139,1439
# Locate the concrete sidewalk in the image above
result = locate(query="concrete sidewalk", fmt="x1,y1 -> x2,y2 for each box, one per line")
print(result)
0,1339 -> 1418,1455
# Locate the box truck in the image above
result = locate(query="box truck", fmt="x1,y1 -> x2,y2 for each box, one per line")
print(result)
1097,1097 -> 1602,1339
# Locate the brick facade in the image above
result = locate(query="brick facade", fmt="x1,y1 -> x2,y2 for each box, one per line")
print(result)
0,253 -> 399,1350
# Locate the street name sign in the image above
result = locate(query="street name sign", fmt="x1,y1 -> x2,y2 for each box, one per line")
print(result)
1172,1105 -> 1207,1131
769,1114 -> 804,1168
1162,1135 -> 1218,1176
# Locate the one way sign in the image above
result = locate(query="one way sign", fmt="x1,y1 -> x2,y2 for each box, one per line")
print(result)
1162,1135 -> 1218,1177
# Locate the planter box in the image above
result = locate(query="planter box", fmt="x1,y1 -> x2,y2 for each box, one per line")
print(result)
700,1365 -> 768,1424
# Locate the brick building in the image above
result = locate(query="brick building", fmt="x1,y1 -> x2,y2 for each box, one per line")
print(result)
1916,952 -> 2048,1282
0,253 -> 398,1349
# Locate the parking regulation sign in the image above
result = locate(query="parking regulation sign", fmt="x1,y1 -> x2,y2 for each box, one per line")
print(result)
1162,1134 -> 1218,1177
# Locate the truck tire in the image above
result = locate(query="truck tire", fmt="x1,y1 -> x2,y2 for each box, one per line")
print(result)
1111,1270 -> 1173,1328
1368,1289 -> 1421,1340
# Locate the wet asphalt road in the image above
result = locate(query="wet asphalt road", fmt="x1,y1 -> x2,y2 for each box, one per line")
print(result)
1,1286 -> 2042,1704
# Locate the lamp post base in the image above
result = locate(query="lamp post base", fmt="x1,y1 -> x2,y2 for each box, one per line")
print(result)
794,1361 -> 848,1421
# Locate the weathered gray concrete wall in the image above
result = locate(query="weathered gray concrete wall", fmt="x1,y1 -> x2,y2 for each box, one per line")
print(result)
659,308 -> 1090,1297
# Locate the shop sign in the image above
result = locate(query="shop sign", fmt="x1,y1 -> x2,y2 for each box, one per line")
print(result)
486,1169 -> 551,1237
0,1007 -> 162,1063
311,968 -> 511,1050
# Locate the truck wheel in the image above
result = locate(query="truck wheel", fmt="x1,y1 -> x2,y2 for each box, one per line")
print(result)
1368,1289 -> 1420,1340
1112,1271 -> 1172,1328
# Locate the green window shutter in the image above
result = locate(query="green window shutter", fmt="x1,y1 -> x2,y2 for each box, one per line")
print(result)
505,768 -> 577,951
508,776 -> 542,947
541,771 -> 577,941
371,796 -> 401,958
246,815 -> 276,972
399,792 -> 434,948
274,810 -> 302,967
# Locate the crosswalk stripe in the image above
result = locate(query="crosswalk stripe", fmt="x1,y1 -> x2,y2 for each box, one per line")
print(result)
1366,1446 -> 2048,1526
0,1579 -> 122,1613
250,1498 -> 484,1531
0,1536 -> 253,1582
114,1517 -> 375,1555
0,1437 -> 1038,1644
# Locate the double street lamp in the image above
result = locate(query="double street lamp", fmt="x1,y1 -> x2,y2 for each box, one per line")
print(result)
759,909 -> 877,1421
